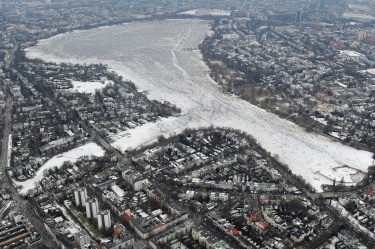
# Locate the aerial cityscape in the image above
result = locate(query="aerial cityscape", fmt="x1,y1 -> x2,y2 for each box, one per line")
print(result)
2,0 -> 375,248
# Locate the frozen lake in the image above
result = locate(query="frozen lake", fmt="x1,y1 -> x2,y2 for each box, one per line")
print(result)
26,19 -> 373,192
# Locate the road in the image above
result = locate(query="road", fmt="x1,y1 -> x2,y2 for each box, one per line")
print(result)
0,92 -> 11,180
80,122 -> 124,159
306,176 -> 375,201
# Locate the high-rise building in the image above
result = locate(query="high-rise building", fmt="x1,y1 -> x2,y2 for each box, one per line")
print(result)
74,187 -> 87,207
85,198 -> 99,219
97,210 -> 111,230
45,0 -> 51,4
291,1 -> 302,23
295,11 -> 302,23
356,31 -> 367,41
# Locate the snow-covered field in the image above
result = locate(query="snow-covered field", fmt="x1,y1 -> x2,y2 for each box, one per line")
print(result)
178,9 -> 231,16
362,68 -> 375,74
348,3 -> 371,11
343,12 -> 375,20
178,9 -> 199,15
25,19 -> 374,192
70,80 -> 111,93
340,50 -> 365,57
14,142 -> 105,195
310,116 -> 328,125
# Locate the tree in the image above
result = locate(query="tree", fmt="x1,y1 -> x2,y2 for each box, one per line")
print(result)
345,200 -> 357,214
339,177 -> 344,187
157,135 -> 166,142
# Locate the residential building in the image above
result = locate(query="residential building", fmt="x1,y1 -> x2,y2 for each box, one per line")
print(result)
98,210 -> 111,230
74,187 -> 87,207
85,198 -> 99,219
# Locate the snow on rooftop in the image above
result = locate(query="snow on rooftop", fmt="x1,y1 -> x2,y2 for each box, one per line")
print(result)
14,142 -> 105,195
335,82 -> 347,88
110,184 -> 126,197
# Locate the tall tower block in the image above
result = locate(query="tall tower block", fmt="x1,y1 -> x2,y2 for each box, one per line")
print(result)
85,198 -> 99,219
97,210 -> 111,230
74,187 -> 87,207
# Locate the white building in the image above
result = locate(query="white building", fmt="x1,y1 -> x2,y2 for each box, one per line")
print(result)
210,192 -> 229,202
74,230 -> 90,248
85,198 -> 99,219
133,178 -> 148,191
98,210 -> 111,230
74,187 -> 87,207
185,190 -> 195,199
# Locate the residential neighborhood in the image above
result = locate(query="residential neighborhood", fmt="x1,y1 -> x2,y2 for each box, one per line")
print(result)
1,0 -> 375,249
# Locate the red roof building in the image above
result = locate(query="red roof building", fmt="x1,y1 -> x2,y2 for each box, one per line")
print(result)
329,41 -> 346,50
123,212 -> 132,222
248,215 -> 258,222
364,188 -> 375,199
363,37 -> 375,45
228,227 -> 239,236
255,221 -> 268,232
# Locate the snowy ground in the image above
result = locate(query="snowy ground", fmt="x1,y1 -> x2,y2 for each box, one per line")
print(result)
340,50 -> 365,57
348,3 -> 372,12
25,19 -> 374,192
178,9 -> 199,15
343,12 -> 375,20
178,9 -> 231,16
310,116 -> 328,125
7,134 -> 11,168
14,142 -> 105,195
70,80 -> 111,94
362,68 -> 375,74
